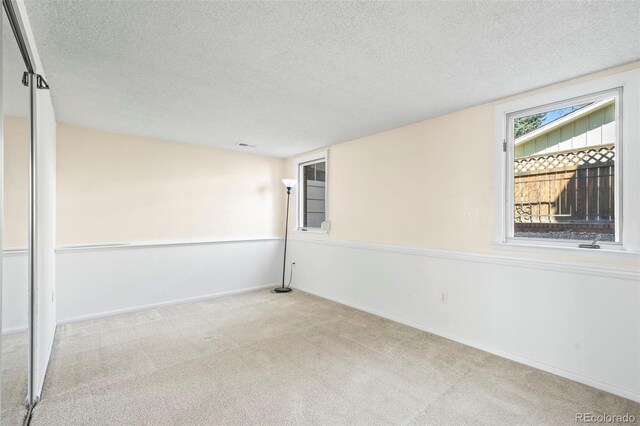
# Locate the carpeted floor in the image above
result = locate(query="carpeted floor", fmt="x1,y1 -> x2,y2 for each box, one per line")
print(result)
2,331 -> 28,425
29,289 -> 639,425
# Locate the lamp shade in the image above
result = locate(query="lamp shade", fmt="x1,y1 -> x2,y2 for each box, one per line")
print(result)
282,179 -> 297,189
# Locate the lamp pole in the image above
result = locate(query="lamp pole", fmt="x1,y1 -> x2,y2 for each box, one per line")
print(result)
275,180 -> 295,293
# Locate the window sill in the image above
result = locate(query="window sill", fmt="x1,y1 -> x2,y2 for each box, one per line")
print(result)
491,241 -> 640,259
296,228 -> 328,234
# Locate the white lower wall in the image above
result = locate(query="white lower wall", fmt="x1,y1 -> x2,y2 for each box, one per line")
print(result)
2,251 -> 28,333
7,236 -> 637,402
290,238 -> 640,402
56,238 -> 283,323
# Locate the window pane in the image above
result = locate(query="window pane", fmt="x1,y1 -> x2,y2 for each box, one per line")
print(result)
305,163 -> 316,180
302,161 -> 326,228
512,98 -> 616,242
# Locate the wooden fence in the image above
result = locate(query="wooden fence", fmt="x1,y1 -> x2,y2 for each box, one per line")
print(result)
514,144 -> 614,226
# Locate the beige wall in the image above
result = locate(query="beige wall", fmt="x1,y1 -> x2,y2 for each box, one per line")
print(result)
5,61 -> 639,258
56,124 -> 286,246
3,116 -> 29,249
4,120 -> 286,247
330,104 -> 493,253
288,61 -> 640,267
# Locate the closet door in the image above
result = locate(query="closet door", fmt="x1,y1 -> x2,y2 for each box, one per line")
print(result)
2,1 -> 56,423
31,54 -> 56,406
2,4 -> 31,423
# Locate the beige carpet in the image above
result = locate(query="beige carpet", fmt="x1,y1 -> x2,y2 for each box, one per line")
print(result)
29,289 -> 638,425
2,331 -> 28,425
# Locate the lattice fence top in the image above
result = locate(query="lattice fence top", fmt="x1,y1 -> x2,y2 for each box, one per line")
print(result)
515,144 -> 615,174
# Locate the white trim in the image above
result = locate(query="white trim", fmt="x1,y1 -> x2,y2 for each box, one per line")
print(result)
490,241 -> 636,258
2,248 -> 28,256
57,283 -> 276,326
3,236 -> 283,255
10,236 -> 637,278
291,238 -> 640,281
293,286 -> 640,403
293,150 -> 329,167
54,236 -> 282,254
500,237 -> 623,251
2,325 -> 27,335
494,68 -> 640,253
295,150 -> 329,232
295,229 -> 328,235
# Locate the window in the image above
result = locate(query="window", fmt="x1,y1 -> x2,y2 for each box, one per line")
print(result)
297,154 -> 327,231
512,92 -> 619,243
494,69 -> 640,252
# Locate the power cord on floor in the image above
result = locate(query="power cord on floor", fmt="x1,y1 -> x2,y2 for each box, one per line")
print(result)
287,262 -> 295,288
23,402 -> 35,426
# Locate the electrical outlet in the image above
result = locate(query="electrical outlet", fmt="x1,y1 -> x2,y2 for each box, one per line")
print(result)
439,292 -> 448,304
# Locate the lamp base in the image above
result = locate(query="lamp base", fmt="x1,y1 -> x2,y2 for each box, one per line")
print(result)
273,287 -> 292,293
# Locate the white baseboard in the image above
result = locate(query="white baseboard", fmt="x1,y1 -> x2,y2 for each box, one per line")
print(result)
57,283 -> 277,326
294,285 -> 640,403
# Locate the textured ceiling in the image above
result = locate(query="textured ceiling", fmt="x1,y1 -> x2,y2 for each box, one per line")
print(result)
23,1 -> 640,157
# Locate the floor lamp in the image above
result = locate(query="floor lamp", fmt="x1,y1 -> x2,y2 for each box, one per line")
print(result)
274,179 -> 297,293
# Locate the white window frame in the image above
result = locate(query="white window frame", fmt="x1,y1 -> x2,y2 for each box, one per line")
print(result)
296,151 -> 328,233
493,69 -> 640,254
